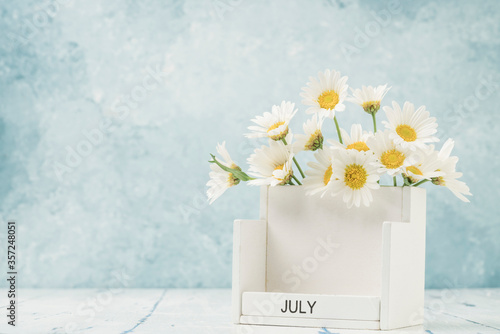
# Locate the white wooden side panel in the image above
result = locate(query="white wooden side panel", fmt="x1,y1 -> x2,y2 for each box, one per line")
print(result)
232,220 -> 267,324
380,187 -> 426,330
242,292 -> 380,320
240,315 -> 380,330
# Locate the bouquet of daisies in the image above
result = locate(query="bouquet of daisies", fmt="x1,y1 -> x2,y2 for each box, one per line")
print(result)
207,69 -> 471,208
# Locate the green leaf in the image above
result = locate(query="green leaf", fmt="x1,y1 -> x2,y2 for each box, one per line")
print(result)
209,154 -> 254,181
402,175 -> 412,187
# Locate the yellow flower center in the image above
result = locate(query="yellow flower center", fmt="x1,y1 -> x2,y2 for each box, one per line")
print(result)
267,121 -> 288,141
406,166 -> 423,176
268,121 -> 285,132
323,165 -> 333,186
227,164 -> 241,186
396,124 -> 417,142
432,176 -> 445,186
305,130 -> 324,151
361,100 -> 380,114
381,149 -> 406,169
318,90 -> 339,110
431,169 -> 445,186
273,163 -> 292,185
408,175 -> 418,184
344,164 -> 367,190
346,141 -> 370,152
227,173 -> 240,186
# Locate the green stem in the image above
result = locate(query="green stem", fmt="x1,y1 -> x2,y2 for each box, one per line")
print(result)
412,179 -> 429,187
333,116 -> 343,144
292,157 -> 305,179
210,154 -> 254,181
282,138 -> 305,178
393,176 -> 397,187
292,175 -> 302,185
371,112 -> 377,133
288,179 -> 295,185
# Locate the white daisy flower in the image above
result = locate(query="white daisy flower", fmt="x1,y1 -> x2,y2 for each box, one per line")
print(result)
303,147 -> 335,197
403,148 -> 444,183
246,101 -> 297,141
431,139 -> 472,202
367,130 -> 416,176
383,101 -> 439,151
247,140 -> 294,186
329,149 -> 380,208
328,124 -> 373,152
294,114 -> 324,152
206,142 -> 241,204
300,69 -> 349,119
437,138 -> 457,162
347,84 -> 391,114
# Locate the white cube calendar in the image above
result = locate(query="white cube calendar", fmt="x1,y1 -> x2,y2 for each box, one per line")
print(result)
232,185 -> 426,331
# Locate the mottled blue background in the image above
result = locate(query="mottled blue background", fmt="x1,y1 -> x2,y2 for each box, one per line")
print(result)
0,0 -> 499,289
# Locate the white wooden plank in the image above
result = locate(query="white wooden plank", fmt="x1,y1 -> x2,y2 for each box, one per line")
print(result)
240,315 -> 381,330
424,306 -> 500,334
235,324 -> 425,334
242,292 -> 380,320
0,289 -> 167,334
138,289 -> 233,334
0,289 -> 497,333
425,288 -> 500,332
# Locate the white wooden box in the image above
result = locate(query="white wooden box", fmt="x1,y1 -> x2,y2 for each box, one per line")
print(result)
232,186 -> 426,331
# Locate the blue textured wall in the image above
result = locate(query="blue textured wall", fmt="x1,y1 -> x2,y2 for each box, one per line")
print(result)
0,0 -> 499,289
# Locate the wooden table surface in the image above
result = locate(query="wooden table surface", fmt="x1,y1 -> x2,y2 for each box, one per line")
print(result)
0,289 -> 499,333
